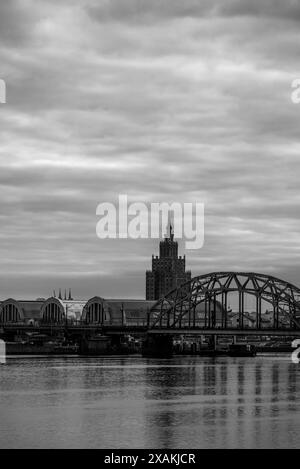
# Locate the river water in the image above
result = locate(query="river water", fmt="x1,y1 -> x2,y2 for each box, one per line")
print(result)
0,355 -> 299,448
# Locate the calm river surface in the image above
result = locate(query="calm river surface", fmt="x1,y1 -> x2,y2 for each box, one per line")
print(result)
0,355 -> 299,448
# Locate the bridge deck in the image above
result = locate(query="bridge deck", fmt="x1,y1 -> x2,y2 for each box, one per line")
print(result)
147,328 -> 300,337
1,324 -> 300,337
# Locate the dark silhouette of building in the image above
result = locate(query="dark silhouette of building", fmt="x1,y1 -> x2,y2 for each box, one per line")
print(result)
146,225 -> 191,300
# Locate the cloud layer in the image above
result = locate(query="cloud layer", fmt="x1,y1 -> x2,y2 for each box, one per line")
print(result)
1,0 -> 300,299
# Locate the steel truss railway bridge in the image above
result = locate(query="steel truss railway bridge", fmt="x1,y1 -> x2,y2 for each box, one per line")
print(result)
148,272 -> 300,331
141,272 -> 300,355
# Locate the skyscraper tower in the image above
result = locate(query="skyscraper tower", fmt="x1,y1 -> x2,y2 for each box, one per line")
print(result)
145,224 -> 191,300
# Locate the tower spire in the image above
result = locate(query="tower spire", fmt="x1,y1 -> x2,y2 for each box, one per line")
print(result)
165,212 -> 174,241
169,222 -> 174,241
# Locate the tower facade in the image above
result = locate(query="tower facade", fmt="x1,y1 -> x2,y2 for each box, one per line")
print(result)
146,226 -> 191,300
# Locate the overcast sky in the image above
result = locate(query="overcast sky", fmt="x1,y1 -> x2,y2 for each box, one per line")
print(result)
1,0 -> 300,300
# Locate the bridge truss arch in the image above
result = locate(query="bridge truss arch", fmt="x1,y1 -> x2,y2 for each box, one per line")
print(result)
149,272 -> 300,331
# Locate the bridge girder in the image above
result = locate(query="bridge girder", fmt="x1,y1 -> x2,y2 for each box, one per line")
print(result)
148,272 -> 300,330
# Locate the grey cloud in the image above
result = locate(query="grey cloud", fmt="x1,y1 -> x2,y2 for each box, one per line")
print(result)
219,0 -> 300,20
86,0 -> 213,23
1,0 -> 300,299
0,0 -> 38,46
86,0 -> 300,23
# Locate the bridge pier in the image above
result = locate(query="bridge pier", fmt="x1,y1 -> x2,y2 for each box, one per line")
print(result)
142,334 -> 173,358
208,334 -> 218,350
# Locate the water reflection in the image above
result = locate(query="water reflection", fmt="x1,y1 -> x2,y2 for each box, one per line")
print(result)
0,356 -> 299,448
